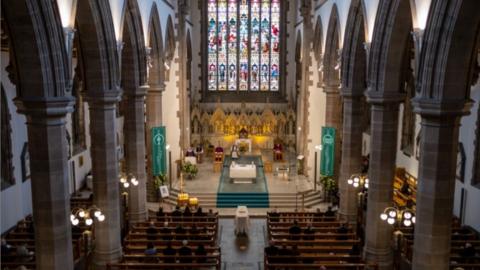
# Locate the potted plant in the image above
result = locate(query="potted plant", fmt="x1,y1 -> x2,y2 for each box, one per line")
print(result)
319,175 -> 337,202
181,162 -> 198,180
153,173 -> 167,199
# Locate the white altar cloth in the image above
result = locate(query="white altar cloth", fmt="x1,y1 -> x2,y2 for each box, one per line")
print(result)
234,206 -> 250,235
229,163 -> 256,181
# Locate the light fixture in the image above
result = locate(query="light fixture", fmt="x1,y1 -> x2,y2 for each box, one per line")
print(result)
380,206 -> 415,227
347,173 -> 369,189
70,206 -> 105,226
119,172 -> 139,189
166,144 -> 171,150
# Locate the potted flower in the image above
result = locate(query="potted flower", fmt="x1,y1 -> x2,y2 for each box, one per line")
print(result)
181,162 -> 198,180
153,173 -> 167,199
319,175 -> 337,202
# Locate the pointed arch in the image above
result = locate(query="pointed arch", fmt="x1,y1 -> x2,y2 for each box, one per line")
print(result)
147,3 -> 165,86
341,0 -> 368,95
367,0 -> 413,101
295,30 -> 302,62
323,4 -> 341,88
1,85 -> 15,190
121,0 -> 148,90
165,15 -> 176,63
313,16 -> 324,61
76,0 -> 119,94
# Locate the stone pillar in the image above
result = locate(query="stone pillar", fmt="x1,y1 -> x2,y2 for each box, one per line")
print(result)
87,91 -> 123,266
363,101 -> 400,270
146,84 -> 164,201
338,93 -> 363,223
124,85 -> 148,223
411,111 -> 464,270
17,99 -> 74,270
324,85 -> 343,180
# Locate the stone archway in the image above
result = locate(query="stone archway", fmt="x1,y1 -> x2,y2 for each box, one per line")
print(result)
363,0 -> 414,269
338,0 -> 368,223
121,0 -> 148,224
75,0 -> 123,266
322,4 -> 343,182
1,1 -> 75,269
411,1 -> 480,269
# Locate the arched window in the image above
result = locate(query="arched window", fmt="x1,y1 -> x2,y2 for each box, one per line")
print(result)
206,0 -> 282,93
1,87 -> 15,190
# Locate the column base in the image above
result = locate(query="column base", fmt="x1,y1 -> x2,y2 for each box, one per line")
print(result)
93,246 -> 123,269
364,246 -> 393,270
129,210 -> 148,224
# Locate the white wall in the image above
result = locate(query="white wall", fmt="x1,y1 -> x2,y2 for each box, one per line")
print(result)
454,81 -> 480,232
1,51 -> 32,233
395,104 -> 420,178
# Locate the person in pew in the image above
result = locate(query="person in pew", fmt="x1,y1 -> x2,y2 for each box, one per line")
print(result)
16,244 -> 34,262
162,241 -> 177,263
207,209 -> 216,222
1,238 -> 13,255
460,242 -> 477,258
349,243 -> 361,255
336,223 -> 349,240
184,206 -> 192,216
144,241 -> 157,255
400,181 -> 411,195
161,221 -> 173,240
269,207 -> 280,222
313,208 -> 324,222
324,206 -> 336,217
303,223 -> 315,240
172,206 -> 182,218
289,220 -> 302,240
189,224 -> 200,240
195,244 -> 207,263
146,221 -> 158,241
178,240 -> 193,263
156,207 -> 165,219
175,224 -> 187,240
194,206 -> 205,217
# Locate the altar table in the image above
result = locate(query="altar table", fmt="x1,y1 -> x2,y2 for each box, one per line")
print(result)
229,162 -> 256,183
235,138 -> 252,153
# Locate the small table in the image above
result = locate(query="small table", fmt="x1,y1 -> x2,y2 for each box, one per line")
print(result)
235,138 -> 252,153
275,165 -> 290,180
234,206 -> 250,235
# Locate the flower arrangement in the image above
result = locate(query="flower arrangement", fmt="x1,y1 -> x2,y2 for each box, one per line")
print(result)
181,162 -> 198,179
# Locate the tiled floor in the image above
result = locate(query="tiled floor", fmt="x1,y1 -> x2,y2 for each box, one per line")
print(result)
218,218 -> 267,270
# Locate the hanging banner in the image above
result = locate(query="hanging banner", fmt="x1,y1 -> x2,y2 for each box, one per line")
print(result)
151,126 -> 167,176
320,126 -> 336,176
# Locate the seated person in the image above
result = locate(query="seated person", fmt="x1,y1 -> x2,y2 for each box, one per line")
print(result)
195,244 -> 207,263
268,207 -> 280,222
349,243 -> 361,255
1,238 -> 13,255
460,242 -> 476,257
185,146 -> 196,157
178,240 -> 193,263
313,208 -> 324,222
336,223 -> 349,240
194,207 -> 205,217
175,225 -> 187,240
231,144 -> 239,159
264,240 -> 279,258
172,206 -> 182,217
303,223 -> 315,240
146,221 -> 158,241
16,244 -> 34,262
400,182 -> 411,195
183,206 -> 192,217
156,207 -> 165,219
289,220 -> 302,240
214,145 -> 224,162
273,143 -> 283,161
162,241 -> 177,263
324,206 -> 336,217
189,224 -> 200,239
160,222 -> 173,240
214,145 -> 224,153
144,241 -> 157,255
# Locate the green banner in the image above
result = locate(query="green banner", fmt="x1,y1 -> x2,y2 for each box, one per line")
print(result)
320,126 -> 336,176
151,126 -> 167,176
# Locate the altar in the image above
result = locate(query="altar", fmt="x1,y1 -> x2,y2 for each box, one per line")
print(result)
229,162 -> 256,183
235,138 -> 252,153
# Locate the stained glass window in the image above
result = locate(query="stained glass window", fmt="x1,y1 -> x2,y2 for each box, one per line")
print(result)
207,0 -> 281,92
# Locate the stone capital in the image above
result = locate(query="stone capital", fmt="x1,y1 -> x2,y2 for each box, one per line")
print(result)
340,86 -> 365,99
412,97 -> 472,118
124,85 -> 149,98
15,96 -> 74,122
85,88 -> 121,107
323,84 -> 340,94
366,88 -> 404,105
148,83 -> 166,93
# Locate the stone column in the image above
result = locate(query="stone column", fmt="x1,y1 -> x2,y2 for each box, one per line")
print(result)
146,83 -> 164,201
87,91 -> 122,266
124,85 -> 148,223
338,93 -> 363,223
363,100 -> 400,270
17,99 -> 74,270
324,85 -> 343,180
411,107 -> 465,270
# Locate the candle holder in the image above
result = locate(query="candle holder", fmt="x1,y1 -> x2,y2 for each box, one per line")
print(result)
380,206 -> 415,227
70,206 -> 105,226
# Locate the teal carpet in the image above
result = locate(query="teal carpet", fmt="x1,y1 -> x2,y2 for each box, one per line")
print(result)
216,155 -> 269,208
